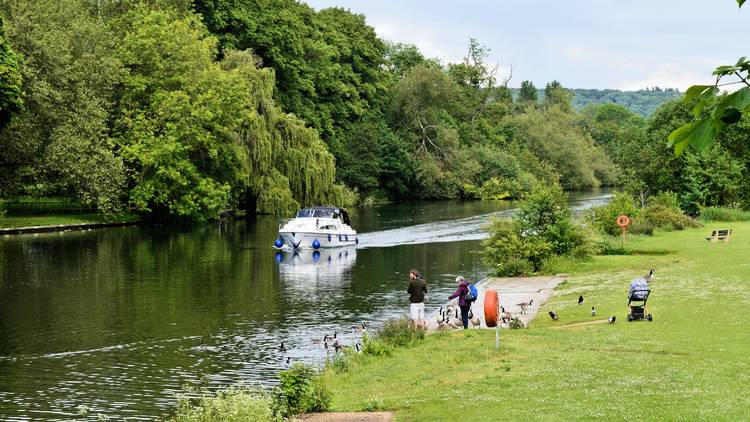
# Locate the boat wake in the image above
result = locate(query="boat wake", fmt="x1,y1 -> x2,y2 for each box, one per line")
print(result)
357,192 -> 611,249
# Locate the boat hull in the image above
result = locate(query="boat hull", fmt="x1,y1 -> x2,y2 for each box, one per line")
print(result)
278,231 -> 357,249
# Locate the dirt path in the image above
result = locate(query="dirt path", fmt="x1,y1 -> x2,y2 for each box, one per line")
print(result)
426,274 -> 567,330
299,412 -> 394,422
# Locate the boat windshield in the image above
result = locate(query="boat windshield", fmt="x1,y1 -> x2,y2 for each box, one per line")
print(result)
296,208 -> 336,218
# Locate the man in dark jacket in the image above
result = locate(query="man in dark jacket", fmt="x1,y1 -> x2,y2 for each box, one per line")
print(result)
407,269 -> 427,328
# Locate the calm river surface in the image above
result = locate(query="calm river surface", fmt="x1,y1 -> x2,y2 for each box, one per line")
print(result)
0,192 -> 610,420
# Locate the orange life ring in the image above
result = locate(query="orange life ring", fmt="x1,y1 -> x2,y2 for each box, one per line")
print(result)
616,215 -> 631,228
484,289 -> 500,327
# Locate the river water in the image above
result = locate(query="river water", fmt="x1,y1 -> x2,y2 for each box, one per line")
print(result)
0,192 -> 610,420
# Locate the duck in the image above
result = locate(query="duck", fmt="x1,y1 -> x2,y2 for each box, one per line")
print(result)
591,306 -> 596,317
517,299 -> 533,314
578,295 -> 584,305
548,311 -> 559,320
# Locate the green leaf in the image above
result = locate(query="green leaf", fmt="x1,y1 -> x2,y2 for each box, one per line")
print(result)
720,108 -> 742,124
683,85 -> 713,103
667,118 -> 717,155
738,0 -> 746,8
712,87 -> 750,121
712,65 -> 736,76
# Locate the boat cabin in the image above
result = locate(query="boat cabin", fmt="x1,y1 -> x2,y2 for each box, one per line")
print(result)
295,207 -> 351,225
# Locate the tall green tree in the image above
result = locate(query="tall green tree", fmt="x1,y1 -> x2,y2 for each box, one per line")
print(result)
544,80 -> 573,112
0,13 -> 21,130
114,7 -> 349,219
0,0 -> 125,211
518,80 -> 538,103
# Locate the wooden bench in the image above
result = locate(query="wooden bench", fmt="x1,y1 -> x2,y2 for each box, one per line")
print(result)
706,229 -> 732,243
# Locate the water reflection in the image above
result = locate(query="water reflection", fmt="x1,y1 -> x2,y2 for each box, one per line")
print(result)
276,248 -> 357,287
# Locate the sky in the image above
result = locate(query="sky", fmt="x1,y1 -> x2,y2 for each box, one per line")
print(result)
303,0 -> 748,91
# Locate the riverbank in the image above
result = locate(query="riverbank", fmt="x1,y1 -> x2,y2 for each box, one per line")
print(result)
0,213 -> 140,234
321,223 -> 750,420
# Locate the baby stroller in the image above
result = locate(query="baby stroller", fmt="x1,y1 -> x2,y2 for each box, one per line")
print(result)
627,289 -> 653,322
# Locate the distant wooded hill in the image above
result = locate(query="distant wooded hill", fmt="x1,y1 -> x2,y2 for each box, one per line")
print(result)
512,87 -> 682,116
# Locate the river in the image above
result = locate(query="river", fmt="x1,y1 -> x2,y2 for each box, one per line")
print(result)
0,191 -> 610,420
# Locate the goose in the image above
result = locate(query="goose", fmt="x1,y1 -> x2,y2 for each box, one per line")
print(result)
608,316 -> 617,324
591,306 -> 596,317
471,316 -> 481,327
435,313 -> 445,323
548,311 -> 559,320
352,323 -> 367,333
578,295 -> 584,305
279,342 -> 287,352
312,336 -> 327,345
501,309 -> 513,323
517,299 -> 533,314
468,309 -> 474,319
645,269 -> 655,282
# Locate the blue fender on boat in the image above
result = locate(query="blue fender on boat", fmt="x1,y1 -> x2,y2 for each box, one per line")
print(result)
312,239 -> 321,249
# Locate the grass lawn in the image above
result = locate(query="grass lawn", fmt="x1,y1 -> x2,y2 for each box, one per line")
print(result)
0,212 -> 139,229
322,223 -> 750,420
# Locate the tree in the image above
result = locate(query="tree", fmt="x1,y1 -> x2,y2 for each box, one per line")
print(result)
544,80 -> 573,112
0,13 -> 21,130
114,8 -> 350,219
518,80 -> 538,103
0,0 -> 125,211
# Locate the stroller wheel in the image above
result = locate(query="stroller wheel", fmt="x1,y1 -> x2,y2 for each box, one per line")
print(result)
627,314 -> 633,322
647,314 -> 653,322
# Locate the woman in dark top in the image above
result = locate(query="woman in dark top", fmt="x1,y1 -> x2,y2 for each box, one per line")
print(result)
448,275 -> 471,329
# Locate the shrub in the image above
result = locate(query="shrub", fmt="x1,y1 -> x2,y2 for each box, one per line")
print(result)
482,218 -> 551,276
478,177 -> 512,200
699,206 -> 750,222
482,185 -> 589,276
648,191 -> 680,210
274,363 -> 330,417
361,338 -> 391,357
628,220 -> 654,236
374,318 -> 425,347
586,191 -> 640,235
643,204 -> 700,231
172,387 -> 278,422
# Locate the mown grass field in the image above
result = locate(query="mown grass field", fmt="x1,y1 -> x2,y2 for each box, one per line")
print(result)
0,212 -> 139,229
322,223 -> 750,420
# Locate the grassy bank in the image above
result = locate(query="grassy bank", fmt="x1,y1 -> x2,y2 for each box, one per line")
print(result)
322,223 -> 750,420
0,212 -> 139,229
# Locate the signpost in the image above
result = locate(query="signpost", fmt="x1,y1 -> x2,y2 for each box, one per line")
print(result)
616,214 -> 631,247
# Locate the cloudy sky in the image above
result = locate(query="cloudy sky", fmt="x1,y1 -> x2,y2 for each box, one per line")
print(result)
304,0 -> 748,91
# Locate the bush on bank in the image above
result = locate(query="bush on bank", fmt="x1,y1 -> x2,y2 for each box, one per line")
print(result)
171,363 -> 330,421
482,185 -> 589,276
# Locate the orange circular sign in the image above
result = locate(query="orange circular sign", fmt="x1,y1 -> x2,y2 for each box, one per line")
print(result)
616,215 -> 631,228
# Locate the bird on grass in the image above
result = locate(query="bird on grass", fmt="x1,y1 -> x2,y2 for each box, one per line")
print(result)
548,311 -> 559,320
591,306 -> 596,317
578,295 -> 584,305
608,316 -> 617,324
517,299 -> 533,315
471,316 -> 481,327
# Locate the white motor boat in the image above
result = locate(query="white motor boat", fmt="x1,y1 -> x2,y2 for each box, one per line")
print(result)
277,207 -> 357,249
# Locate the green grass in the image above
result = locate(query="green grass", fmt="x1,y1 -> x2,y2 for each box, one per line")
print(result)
322,223 -> 750,420
0,212 -> 139,229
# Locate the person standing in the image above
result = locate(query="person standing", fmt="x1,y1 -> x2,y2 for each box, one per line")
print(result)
448,275 -> 471,329
407,269 -> 427,328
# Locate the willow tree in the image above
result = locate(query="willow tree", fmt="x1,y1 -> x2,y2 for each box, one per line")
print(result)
115,8 -> 350,220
